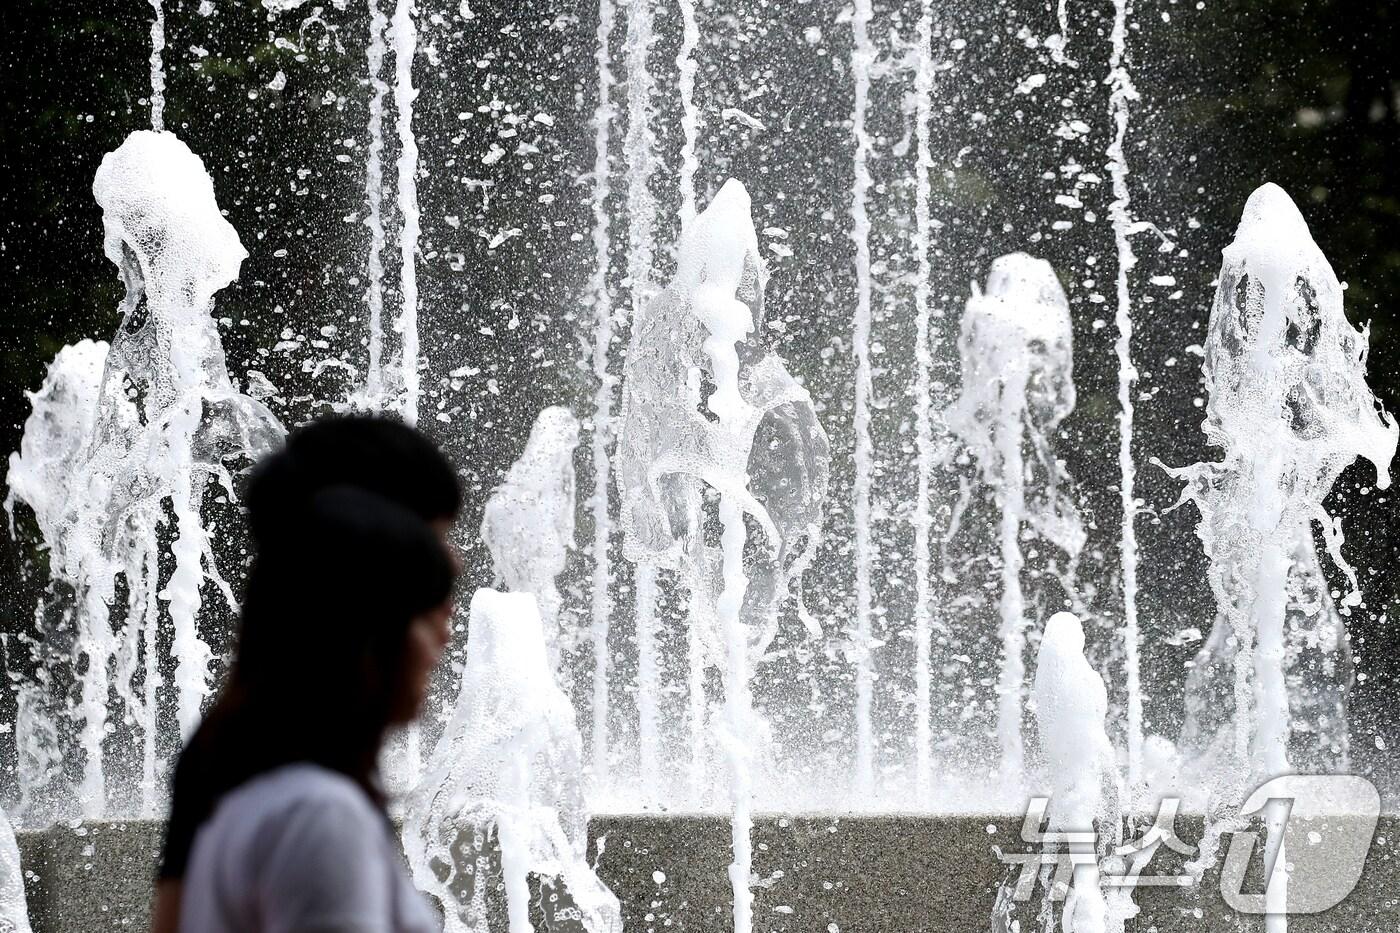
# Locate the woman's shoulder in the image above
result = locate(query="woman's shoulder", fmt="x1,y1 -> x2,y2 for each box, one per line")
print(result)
185,766 -> 431,932
211,763 -> 385,842
232,762 -> 376,810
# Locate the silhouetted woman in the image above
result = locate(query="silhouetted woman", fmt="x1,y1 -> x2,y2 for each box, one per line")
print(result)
175,485 -> 456,931
152,415 -> 461,932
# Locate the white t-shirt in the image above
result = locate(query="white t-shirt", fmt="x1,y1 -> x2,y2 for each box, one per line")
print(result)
180,763 -> 439,933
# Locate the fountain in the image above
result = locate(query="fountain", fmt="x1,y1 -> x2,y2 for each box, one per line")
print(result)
7,131 -> 284,819
1028,611 -> 1130,933
0,806 -> 30,933
848,0 -> 878,798
405,589 -> 621,933
586,0 -> 618,794
615,179 -> 831,933
479,406 -> 582,675
946,253 -> 1085,785
4,3 -> 1400,932
1159,184 -> 1398,913
1106,0 -> 1147,808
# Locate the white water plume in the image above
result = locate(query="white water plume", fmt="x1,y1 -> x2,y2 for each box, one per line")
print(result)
910,0 -> 939,803
0,807 -> 30,933
148,0 -> 166,131
391,0 -> 421,426
849,0 -> 877,799
615,179 -> 830,933
947,253 -> 1085,785
1029,612 -> 1131,933
480,407 -> 581,675
1160,186 -> 1396,914
405,590 -> 622,933
622,0 -> 661,801
1106,0 -> 1145,807
360,0 -> 391,411
587,0 -> 618,791
7,131 -> 283,817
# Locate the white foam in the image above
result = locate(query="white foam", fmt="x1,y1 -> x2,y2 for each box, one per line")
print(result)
480,406 -> 580,670
0,807 -> 31,933
7,131 -> 283,817
947,253 -> 1084,783
405,590 -> 621,933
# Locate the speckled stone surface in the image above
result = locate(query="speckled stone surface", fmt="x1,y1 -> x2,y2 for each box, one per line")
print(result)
12,814 -> 1400,932
18,820 -> 162,932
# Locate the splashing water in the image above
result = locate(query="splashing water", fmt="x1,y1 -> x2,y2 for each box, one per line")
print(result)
0,807 -> 31,933
587,0 -> 618,792
910,0 -> 939,803
388,0 -> 424,786
621,0 -> 661,800
147,0 -> 165,131
1106,0 -> 1146,808
6,341 -> 108,815
675,0 -> 699,226
1180,532 -> 1353,781
1159,186 -> 1397,915
947,254 -> 1085,785
405,590 -> 622,933
480,407 -> 581,674
1028,612 -> 1131,933
849,0 -> 877,799
672,0 -> 705,808
360,0 -> 391,410
391,0 -> 421,426
615,179 -> 831,933
7,131 -> 283,817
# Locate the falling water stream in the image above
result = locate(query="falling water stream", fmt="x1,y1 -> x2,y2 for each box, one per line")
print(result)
948,255 -> 1084,787
1161,184 -> 1397,931
361,0 -> 391,410
392,0 -> 422,428
147,0 -> 165,131
674,0 -> 705,807
849,0 -> 877,799
622,0 -> 661,801
1106,0 -> 1146,809
587,0 -> 618,790
9,4 -> 1400,932
911,0 -> 937,803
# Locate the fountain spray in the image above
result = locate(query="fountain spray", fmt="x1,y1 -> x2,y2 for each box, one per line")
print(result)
622,0 -> 661,799
405,590 -> 622,933
911,0 -> 938,802
676,0 -> 699,227
9,132 -> 283,817
480,407 -> 581,674
1161,184 -> 1396,921
673,0 -> 706,803
1031,612 -> 1131,933
947,254 -> 1085,785
361,0 -> 391,410
148,0 -> 165,131
849,0 -> 877,798
588,0 -> 618,791
1106,0 -> 1146,809
616,180 -> 830,933
391,0 -> 421,427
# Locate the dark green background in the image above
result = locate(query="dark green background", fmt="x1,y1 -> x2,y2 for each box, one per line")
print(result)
0,0 -> 1396,803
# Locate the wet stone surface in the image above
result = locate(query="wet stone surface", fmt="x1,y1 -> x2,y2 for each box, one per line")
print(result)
12,814 -> 1400,932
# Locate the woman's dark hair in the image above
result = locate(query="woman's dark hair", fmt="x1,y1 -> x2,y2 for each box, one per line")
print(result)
245,414 -> 462,543
159,418 -> 464,881
179,487 -> 455,824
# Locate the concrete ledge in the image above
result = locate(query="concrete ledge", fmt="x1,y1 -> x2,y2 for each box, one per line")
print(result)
14,815 -> 1400,931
